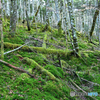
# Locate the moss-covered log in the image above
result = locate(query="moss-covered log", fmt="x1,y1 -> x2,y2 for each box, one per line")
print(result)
22,57 -> 56,80
2,42 -> 72,57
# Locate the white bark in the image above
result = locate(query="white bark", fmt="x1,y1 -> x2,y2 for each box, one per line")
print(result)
67,0 -> 79,54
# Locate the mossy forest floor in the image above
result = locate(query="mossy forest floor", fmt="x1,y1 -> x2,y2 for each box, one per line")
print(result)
0,21 -> 100,100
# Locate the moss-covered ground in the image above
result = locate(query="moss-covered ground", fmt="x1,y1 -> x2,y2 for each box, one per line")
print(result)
0,19 -> 100,100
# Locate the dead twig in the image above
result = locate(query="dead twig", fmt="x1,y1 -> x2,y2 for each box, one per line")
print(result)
81,78 -> 100,86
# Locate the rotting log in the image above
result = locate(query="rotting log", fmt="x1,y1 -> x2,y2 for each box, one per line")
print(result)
22,57 -> 56,80
1,42 -> 73,57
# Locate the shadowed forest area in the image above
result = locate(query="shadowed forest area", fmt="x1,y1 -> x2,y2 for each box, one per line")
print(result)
0,0 -> 100,100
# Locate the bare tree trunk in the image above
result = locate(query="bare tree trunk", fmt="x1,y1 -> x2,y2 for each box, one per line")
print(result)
89,9 -> 99,42
25,0 -> 31,31
67,0 -> 79,55
0,0 -> 4,60
10,0 -> 17,37
32,5 -> 40,23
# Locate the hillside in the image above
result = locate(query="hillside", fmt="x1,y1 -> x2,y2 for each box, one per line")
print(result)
0,21 -> 100,100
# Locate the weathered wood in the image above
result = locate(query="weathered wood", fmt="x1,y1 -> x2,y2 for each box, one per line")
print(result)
0,59 -> 35,78
1,42 -> 72,57
0,42 -> 29,56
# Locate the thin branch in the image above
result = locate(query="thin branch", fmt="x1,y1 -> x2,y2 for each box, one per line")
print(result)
0,59 -> 35,78
0,42 -> 30,56
69,78 -> 87,94
63,67 -> 82,84
81,78 -> 100,86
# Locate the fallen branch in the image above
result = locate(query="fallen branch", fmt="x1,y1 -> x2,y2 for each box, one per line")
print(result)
81,78 -> 100,86
69,78 -> 96,100
0,60 -> 35,78
69,78 -> 87,94
63,67 -> 82,84
0,42 -> 30,56
1,42 -> 72,57
22,57 -> 56,80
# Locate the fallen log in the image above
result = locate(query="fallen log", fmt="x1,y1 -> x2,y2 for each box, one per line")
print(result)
0,42 -> 30,56
22,57 -> 56,80
1,42 -> 72,57
0,60 -> 35,78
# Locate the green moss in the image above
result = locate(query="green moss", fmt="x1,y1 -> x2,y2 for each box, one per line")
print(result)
43,81 -> 63,98
2,42 -> 71,57
45,64 -> 64,78
22,57 -> 56,80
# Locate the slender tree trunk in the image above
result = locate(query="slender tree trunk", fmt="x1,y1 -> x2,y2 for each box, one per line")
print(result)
45,0 -> 50,31
10,0 -> 17,37
25,0 -> 31,31
57,0 -> 63,35
32,0 -> 34,17
0,0 -> 4,60
32,0 -> 42,23
89,9 -> 99,42
67,0 -> 79,54
32,5 -> 40,23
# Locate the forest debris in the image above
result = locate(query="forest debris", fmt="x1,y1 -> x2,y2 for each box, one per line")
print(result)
81,78 -> 100,86
69,78 -> 87,94
0,59 -> 35,78
22,57 -> 56,80
0,42 -> 30,56
2,42 -> 72,57
63,67 -> 82,84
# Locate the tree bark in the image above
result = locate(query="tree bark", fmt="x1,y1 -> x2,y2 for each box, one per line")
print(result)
0,0 -> 4,60
10,0 -> 17,37
1,42 -> 73,58
89,9 -> 99,42
67,0 -> 79,55
0,59 -> 35,78
25,0 -> 31,31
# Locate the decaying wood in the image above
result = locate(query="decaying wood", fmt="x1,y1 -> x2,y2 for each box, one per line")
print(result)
81,78 -> 100,86
1,42 -> 72,57
0,59 -> 35,78
69,78 -> 87,94
0,42 -> 29,56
